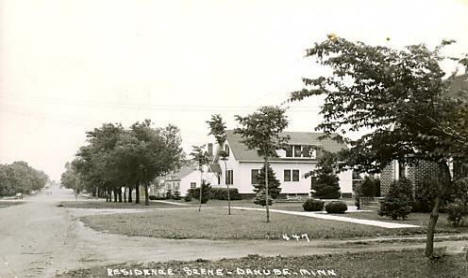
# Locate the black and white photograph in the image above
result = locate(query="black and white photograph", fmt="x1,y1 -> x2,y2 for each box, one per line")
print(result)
1,0 -> 468,277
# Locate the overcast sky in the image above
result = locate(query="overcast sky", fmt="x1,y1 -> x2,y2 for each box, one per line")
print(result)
1,0 -> 467,180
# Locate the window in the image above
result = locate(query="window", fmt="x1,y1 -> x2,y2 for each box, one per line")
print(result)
293,145 -> 302,157
224,145 -> 230,156
284,169 -> 299,182
225,169 -> 233,185
283,144 -> 318,158
190,182 -> 196,189
251,169 -> 261,184
284,170 -> 291,182
293,170 -> 300,181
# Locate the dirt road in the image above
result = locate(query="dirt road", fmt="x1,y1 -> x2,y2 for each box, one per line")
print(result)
1,186 -> 466,278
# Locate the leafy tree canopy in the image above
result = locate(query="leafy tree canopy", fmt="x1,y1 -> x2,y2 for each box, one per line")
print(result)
289,36 -> 468,173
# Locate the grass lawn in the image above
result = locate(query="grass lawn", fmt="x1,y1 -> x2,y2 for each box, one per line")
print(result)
80,206 -> 428,240
340,203 -> 468,234
0,200 -> 23,208
57,250 -> 467,278
59,200 -> 189,209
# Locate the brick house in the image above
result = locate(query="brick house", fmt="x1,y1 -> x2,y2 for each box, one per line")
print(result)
380,74 -> 468,196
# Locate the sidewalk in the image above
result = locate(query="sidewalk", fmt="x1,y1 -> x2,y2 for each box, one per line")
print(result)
231,206 -> 420,229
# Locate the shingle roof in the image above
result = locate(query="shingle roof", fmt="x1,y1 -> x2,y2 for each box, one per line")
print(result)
225,130 -> 347,162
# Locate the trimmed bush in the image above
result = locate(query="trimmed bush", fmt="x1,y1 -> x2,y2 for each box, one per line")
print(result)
378,178 -> 413,220
149,195 -> 157,200
447,200 -> 466,227
303,199 -> 324,211
325,201 -> 348,213
210,188 -> 242,200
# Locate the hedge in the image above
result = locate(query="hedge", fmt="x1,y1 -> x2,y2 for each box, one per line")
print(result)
303,199 -> 324,211
325,201 -> 348,213
210,188 -> 242,200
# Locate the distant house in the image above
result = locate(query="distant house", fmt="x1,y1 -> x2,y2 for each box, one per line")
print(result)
213,130 -> 353,198
159,161 -> 218,197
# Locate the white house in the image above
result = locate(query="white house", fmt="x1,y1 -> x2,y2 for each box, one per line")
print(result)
213,130 -> 353,198
161,161 -> 218,197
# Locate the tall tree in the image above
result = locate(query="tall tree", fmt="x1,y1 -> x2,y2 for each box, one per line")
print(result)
190,145 -> 211,212
235,106 -> 289,223
207,114 -> 232,215
289,35 -> 468,258
130,120 -> 184,206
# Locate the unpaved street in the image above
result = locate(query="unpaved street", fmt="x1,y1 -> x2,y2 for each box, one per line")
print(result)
1,186 -> 467,278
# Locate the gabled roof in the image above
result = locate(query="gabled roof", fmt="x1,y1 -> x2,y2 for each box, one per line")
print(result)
225,130 -> 347,162
166,161 -> 198,181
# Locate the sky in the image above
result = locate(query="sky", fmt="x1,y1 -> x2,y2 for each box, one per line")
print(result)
1,0 -> 468,181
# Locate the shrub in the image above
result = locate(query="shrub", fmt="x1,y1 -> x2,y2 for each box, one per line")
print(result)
210,188 -> 242,200
360,176 -> 380,197
172,190 -> 181,200
166,190 -> 172,199
303,199 -> 324,211
378,178 -> 413,220
148,195 -> 157,200
447,199 -> 466,227
325,201 -> 347,213
184,194 -> 192,202
187,182 -> 211,203
412,199 -> 433,213
379,197 -> 412,220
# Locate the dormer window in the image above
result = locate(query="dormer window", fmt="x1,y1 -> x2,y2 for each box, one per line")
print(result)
293,145 -> 302,157
282,145 -> 317,159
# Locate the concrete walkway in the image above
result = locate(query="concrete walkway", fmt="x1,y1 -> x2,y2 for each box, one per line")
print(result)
231,206 -> 420,229
151,200 -> 188,206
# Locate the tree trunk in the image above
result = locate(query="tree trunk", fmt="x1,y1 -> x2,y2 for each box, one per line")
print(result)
425,195 -> 441,258
135,184 -> 140,204
265,157 -> 270,223
128,186 -> 133,203
113,188 -> 118,202
199,169 -> 203,212
118,188 -> 122,203
144,183 -> 149,206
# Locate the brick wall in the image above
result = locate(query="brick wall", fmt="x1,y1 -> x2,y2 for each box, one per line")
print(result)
380,162 -> 396,196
